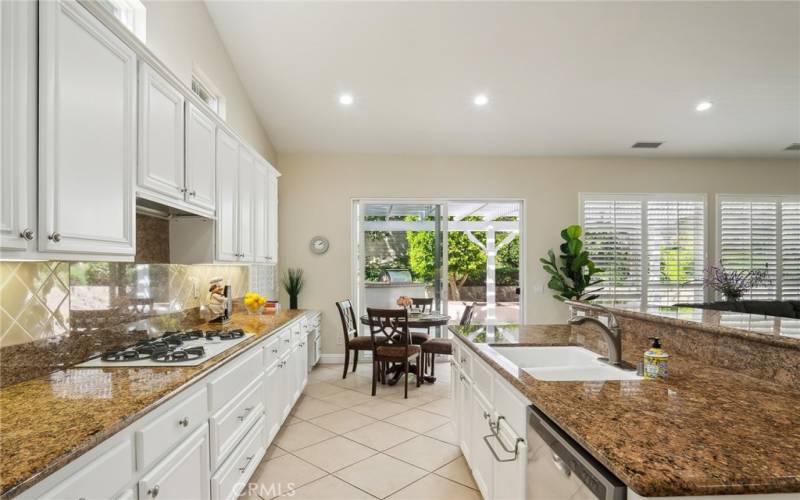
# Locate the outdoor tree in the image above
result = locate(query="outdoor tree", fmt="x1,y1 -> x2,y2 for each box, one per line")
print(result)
407,229 -> 486,300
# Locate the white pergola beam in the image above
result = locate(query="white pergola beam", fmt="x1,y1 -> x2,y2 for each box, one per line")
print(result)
363,220 -> 519,232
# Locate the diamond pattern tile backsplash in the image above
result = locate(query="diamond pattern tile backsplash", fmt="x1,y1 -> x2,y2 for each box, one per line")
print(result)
0,261 -> 269,348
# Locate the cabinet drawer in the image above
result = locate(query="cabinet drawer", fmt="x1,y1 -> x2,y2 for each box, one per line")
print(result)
211,413 -> 266,500
210,376 -> 264,468
291,322 -> 302,345
135,387 -> 207,470
44,439 -> 134,500
492,377 -> 529,439
472,354 -> 494,401
452,341 -> 461,367
208,347 -> 263,412
276,327 -> 292,357
139,424 -> 210,500
263,337 -> 280,368
457,343 -> 473,378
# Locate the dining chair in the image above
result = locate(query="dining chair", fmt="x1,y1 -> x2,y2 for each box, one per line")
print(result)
409,297 -> 433,345
420,302 -> 474,379
366,308 -> 421,398
336,299 -> 378,379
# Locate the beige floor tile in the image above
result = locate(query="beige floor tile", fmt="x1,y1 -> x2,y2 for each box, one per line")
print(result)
309,409 -> 377,435
294,436 -> 377,473
309,366 -> 342,383
320,388 -> 374,407
423,422 -> 458,446
278,475 -> 377,500
303,382 -> 348,399
274,421 -> 336,451
264,444 -> 288,461
385,408 -> 449,434
386,473 -> 482,500
350,399 -> 410,420
332,374 -> 375,393
416,398 -> 453,418
384,435 -> 461,472
334,453 -> 427,499
344,421 -> 419,451
379,389 -> 438,408
248,453 -> 327,499
285,415 -> 304,426
435,456 -> 477,490
291,396 -> 342,420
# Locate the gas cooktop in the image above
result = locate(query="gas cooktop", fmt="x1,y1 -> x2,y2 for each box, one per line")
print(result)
77,329 -> 254,368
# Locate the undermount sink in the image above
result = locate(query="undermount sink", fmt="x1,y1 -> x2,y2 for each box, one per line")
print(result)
487,346 -> 643,381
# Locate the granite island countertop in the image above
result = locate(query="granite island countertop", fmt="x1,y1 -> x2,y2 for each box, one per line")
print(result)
449,322 -> 800,497
0,310 -> 307,499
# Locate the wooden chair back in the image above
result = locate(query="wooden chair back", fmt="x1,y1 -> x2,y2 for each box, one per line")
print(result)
336,299 -> 359,347
411,297 -> 434,313
366,308 -> 410,355
460,302 -> 476,326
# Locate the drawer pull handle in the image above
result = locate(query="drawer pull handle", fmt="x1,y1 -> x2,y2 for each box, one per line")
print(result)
238,406 -> 255,421
272,348 -> 278,353
239,454 -> 256,473
147,485 -> 160,497
483,411 -> 491,420
178,417 -> 189,427
284,339 -> 290,343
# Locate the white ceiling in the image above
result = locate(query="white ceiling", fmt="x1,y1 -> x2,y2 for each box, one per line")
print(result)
206,1 -> 800,158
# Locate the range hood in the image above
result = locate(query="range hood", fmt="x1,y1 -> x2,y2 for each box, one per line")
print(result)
135,196 -> 211,220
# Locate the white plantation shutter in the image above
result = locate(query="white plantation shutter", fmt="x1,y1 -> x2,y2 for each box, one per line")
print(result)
782,201 -> 800,300
718,198 -> 778,299
646,200 -> 705,306
582,198 -> 644,307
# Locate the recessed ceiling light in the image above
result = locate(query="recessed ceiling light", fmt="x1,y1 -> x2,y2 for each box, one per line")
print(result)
695,101 -> 713,112
473,94 -> 489,107
338,93 -> 354,106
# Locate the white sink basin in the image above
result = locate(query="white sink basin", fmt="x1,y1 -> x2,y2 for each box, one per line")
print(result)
487,346 -> 643,382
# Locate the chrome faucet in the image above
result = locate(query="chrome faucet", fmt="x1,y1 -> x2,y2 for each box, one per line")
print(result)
568,306 -> 625,367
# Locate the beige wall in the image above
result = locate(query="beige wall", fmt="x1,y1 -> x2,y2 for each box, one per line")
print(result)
276,153 -> 800,356
143,0 -> 276,163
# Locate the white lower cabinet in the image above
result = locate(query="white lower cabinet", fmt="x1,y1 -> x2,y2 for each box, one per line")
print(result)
453,339 -> 529,500
138,423 -> 210,500
32,314 -> 317,500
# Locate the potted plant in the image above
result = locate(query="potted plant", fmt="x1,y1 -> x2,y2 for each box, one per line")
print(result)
704,264 -> 769,302
540,225 -> 603,301
282,268 -> 305,310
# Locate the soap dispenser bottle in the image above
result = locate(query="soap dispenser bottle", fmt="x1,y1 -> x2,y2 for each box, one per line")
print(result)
643,337 -> 669,380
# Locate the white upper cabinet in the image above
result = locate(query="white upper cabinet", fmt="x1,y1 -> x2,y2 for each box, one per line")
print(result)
253,159 -> 270,263
237,146 -> 255,261
137,62 -> 185,203
0,0 -> 37,254
38,0 -> 136,257
267,168 -> 279,262
185,102 -> 216,215
215,129 -> 239,262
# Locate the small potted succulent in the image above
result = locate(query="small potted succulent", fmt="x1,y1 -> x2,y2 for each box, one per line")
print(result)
704,264 -> 770,302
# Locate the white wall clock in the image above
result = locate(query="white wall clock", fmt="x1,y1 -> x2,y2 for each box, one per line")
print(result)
310,236 -> 329,255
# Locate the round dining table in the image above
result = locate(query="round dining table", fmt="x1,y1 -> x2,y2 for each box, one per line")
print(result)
359,311 -> 450,385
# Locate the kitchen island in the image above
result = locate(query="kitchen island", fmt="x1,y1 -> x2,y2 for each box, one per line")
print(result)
448,305 -> 800,498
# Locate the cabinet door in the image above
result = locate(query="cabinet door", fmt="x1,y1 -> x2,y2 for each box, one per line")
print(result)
39,0 -> 136,256
0,0 -> 37,253
185,102 -> 216,213
279,353 -> 293,421
266,169 -> 279,262
237,147 -> 255,261
492,421 -> 528,500
253,159 -> 269,263
137,62 -> 185,202
457,371 -> 473,463
138,424 -> 210,500
264,363 -> 281,443
215,129 -> 239,261
470,389 -> 494,499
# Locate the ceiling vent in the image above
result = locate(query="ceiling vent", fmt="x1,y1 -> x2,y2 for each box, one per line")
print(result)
631,142 -> 663,149
785,143 -> 800,151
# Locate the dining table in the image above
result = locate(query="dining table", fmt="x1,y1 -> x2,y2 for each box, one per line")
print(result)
359,311 -> 450,385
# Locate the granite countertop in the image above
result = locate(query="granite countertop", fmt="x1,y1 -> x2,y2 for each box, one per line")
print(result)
449,323 -> 800,497
0,310 -> 306,499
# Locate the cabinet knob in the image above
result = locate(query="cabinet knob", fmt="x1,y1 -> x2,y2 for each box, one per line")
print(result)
19,228 -> 34,241
48,232 -> 61,242
148,485 -> 160,497
272,348 -> 278,353
483,411 -> 491,420
180,187 -> 187,193
189,190 -> 196,196
178,417 -> 189,427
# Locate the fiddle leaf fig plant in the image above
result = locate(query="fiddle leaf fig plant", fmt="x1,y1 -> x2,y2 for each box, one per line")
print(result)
540,224 -> 604,302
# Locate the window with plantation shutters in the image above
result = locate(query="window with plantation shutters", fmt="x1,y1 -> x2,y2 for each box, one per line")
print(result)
717,196 -> 800,301
581,194 -> 706,309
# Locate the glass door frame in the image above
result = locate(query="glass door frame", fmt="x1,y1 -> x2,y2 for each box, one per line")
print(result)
351,197 -> 526,328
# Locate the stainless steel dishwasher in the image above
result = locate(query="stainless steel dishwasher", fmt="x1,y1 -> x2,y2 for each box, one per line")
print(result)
527,406 -> 626,500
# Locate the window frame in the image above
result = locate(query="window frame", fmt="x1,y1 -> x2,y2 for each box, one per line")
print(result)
579,192 -> 709,309
715,194 -> 800,301
98,0 -> 146,42
191,66 -> 227,120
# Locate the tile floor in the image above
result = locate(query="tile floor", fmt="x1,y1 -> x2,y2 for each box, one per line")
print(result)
240,361 -> 482,500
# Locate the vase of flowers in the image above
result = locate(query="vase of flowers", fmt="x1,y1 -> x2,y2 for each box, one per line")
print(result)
704,264 -> 769,302
244,291 -> 267,314
396,295 -> 412,311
